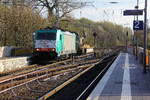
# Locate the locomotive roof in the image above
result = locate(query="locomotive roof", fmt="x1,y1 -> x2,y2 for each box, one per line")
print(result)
38,27 -> 79,36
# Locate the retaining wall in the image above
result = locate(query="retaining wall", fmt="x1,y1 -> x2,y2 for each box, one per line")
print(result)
0,46 -> 13,57
0,57 -> 28,72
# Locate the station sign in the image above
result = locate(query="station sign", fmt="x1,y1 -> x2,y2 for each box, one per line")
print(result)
123,10 -> 143,16
133,20 -> 143,30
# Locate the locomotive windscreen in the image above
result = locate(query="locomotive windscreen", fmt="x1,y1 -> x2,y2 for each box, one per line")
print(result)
37,32 -> 56,40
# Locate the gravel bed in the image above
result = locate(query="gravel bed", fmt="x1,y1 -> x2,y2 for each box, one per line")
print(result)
0,68 -> 85,100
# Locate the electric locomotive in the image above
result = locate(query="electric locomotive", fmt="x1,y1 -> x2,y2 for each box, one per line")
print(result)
30,27 -> 81,63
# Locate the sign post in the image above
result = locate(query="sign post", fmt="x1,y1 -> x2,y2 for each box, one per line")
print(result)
143,0 -> 148,73
123,0 -> 148,73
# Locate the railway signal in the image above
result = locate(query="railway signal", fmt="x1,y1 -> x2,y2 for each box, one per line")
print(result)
93,32 -> 97,57
93,32 -> 97,37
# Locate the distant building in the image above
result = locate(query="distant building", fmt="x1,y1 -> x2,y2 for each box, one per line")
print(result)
82,44 -> 93,49
82,44 -> 94,53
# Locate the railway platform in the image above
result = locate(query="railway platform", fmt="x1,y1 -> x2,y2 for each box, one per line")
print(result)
87,52 -> 150,100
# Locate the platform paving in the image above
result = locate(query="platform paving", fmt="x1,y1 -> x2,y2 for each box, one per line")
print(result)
87,53 -> 150,100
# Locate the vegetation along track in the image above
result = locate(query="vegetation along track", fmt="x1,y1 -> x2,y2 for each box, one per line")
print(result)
0,53 -> 98,100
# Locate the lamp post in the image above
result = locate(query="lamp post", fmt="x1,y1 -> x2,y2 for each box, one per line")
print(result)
143,0 -> 148,73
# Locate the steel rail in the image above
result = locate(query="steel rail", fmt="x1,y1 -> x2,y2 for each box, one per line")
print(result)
38,62 -> 100,100
0,51 -> 119,99
76,56 -> 117,100
0,53 -> 93,77
0,63 -> 98,94
0,59 -> 73,83
0,58 -> 98,85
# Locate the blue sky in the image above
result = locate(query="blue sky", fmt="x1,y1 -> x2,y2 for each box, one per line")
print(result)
72,0 -> 150,28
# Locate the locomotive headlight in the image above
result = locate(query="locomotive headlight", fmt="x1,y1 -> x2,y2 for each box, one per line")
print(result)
36,48 -> 40,51
52,48 -> 55,51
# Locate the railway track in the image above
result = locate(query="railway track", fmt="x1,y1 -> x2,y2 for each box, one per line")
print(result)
0,53 -> 94,82
0,53 -> 98,100
46,52 -> 118,100
0,50 -> 121,100
0,53 -> 93,76
76,55 -> 116,100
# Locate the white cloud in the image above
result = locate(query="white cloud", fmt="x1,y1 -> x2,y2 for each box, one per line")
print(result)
72,7 -> 134,27
72,0 -> 150,28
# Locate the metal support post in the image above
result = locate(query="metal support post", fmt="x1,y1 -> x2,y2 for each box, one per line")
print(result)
133,36 -> 135,55
143,0 -> 148,73
136,36 -> 138,60
126,32 -> 128,52
135,0 -> 139,60
93,32 -> 97,57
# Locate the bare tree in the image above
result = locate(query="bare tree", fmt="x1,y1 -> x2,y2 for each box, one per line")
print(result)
29,0 -> 93,27
1,0 -> 93,26
0,1 -> 47,47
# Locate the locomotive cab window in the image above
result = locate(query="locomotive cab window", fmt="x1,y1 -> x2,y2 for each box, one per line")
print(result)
37,32 -> 56,40
60,35 -> 62,40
